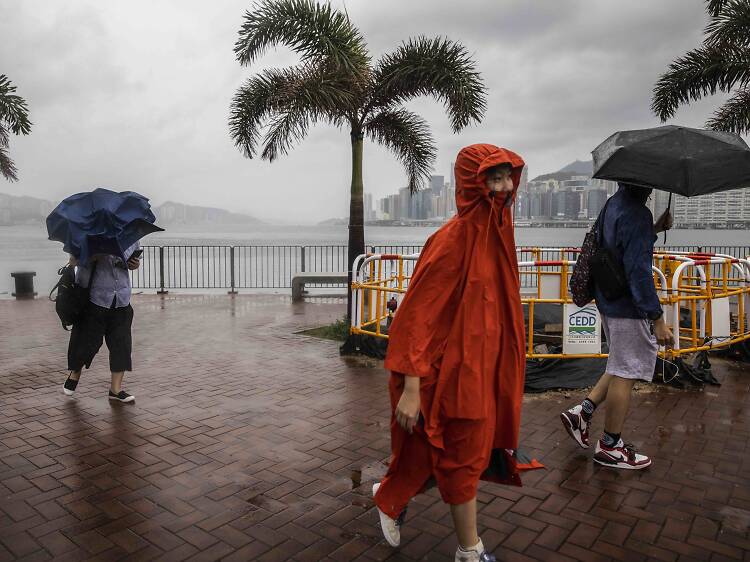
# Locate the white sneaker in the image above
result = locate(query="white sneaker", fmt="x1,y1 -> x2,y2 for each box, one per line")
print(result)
560,404 -> 590,448
62,376 -> 78,396
372,482 -> 401,547
593,438 -> 652,470
455,538 -> 496,562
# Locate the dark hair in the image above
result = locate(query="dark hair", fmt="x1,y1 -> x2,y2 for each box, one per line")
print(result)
487,163 -> 513,174
618,182 -> 652,205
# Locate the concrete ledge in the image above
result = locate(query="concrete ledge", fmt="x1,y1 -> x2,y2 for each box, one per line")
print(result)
292,271 -> 347,301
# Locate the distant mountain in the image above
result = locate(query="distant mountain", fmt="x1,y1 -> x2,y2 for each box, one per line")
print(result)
0,193 -> 55,225
0,192 -> 263,227
317,217 -> 348,226
532,159 -> 594,182
558,159 -> 593,175
153,201 -> 263,226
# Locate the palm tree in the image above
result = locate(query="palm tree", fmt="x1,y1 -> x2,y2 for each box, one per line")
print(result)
0,75 -> 32,182
229,0 -> 486,314
652,0 -> 750,133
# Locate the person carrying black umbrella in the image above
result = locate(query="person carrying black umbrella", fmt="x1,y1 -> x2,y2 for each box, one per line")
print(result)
560,183 -> 673,469
62,244 -> 142,402
561,125 -> 750,468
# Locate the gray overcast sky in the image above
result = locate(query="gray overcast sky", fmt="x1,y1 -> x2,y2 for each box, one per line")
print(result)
0,0 -> 730,223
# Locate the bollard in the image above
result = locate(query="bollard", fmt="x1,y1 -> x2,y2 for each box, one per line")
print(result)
228,246 -> 237,295
11,271 -> 37,299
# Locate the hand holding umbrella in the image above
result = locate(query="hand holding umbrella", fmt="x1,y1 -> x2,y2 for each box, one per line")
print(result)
654,207 -> 673,234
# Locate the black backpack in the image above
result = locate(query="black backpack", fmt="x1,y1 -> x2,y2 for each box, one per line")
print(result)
570,200 -> 628,306
49,261 -> 98,330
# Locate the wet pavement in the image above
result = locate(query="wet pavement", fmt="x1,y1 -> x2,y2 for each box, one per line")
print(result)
1,294 -> 749,561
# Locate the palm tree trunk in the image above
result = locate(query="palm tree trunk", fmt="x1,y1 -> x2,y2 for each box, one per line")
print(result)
347,130 -> 365,322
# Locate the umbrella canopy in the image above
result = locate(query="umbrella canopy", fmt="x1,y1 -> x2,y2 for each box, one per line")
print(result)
46,188 -> 163,266
592,125 -> 750,197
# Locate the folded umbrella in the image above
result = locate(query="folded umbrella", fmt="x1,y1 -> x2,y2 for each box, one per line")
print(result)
592,125 -> 750,197
46,188 -> 164,265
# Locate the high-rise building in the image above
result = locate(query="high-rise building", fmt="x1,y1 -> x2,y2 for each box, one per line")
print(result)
364,193 -> 373,222
430,175 -> 445,195
564,191 -> 581,220
447,187 -> 457,216
399,187 -> 411,220
378,195 -> 391,220
672,190 -> 750,226
389,194 -> 400,220
587,189 -> 607,219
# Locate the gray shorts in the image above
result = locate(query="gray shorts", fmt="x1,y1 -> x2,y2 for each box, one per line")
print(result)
602,315 -> 658,382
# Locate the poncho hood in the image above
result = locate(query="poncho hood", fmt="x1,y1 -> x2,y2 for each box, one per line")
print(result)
454,143 -> 525,216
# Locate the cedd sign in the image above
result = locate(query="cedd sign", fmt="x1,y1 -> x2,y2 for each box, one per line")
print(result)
563,303 -> 601,354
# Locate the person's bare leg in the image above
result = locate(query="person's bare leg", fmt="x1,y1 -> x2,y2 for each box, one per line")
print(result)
68,370 -> 82,381
110,371 -> 125,394
587,372 -> 612,406
450,497 -> 479,549
603,376 -> 635,435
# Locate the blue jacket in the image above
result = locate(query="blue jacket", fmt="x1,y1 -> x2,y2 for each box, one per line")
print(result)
593,187 -> 662,320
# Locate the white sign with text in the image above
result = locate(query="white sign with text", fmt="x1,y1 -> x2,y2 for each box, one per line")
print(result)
563,303 -> 602,355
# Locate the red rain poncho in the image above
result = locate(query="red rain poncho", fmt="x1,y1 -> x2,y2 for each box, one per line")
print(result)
376,144 -> 530,515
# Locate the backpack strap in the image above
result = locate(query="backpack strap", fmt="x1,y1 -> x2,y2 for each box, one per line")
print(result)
595,196 -> 614,246
49,264 -> 71,302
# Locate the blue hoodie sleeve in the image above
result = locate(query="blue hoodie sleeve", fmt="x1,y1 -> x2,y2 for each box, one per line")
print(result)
617,209 -> 662,320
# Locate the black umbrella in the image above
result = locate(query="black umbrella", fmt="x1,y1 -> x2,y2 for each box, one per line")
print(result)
592,125 -> 750,197
592,125 -> 750,241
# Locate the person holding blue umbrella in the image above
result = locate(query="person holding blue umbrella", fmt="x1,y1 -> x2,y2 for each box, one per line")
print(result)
47,188 -> 163,403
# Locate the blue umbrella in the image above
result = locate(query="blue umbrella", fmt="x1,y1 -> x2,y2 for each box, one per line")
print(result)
46,188 -> 164,266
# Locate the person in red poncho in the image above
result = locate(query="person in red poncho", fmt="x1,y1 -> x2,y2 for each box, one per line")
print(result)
372,144 -> 531,562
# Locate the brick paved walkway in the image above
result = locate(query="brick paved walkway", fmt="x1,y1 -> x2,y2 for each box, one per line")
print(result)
1,295 -> 749,562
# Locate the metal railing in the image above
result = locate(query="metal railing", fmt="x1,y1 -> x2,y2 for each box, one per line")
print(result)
129,244 -> 750,292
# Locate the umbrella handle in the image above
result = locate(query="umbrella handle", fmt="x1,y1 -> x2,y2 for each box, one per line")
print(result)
663,193 -> 672,244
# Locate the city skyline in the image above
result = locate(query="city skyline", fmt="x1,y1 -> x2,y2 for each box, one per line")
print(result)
1,0 -> 726,223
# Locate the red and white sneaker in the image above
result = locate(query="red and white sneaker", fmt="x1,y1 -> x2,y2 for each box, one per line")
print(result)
593,438 -> 652,470
560,405 -> 590,449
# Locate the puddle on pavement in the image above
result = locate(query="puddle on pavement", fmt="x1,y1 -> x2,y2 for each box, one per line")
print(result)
245,494 -> 272,509
339,531 -> 379,544
720,506 -> 750,533
341,356 -> 383,370
349,461 -> 388,491
671,423 -> 706,434
351,469 -> 362,489
347,462 -> 390,507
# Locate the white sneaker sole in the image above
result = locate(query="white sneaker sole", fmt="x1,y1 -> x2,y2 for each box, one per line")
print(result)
560,412 -> 588,449
62,386 -> 75,396
109,395 -> 135,403
593,456 -> 652,470
372,482 -> 400,547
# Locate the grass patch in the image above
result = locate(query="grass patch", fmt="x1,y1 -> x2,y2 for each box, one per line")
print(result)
299,317 -> 350,341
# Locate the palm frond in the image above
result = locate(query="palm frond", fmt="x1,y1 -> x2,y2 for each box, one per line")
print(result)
708,0 -> 731,17
229,69 -> 291,158
651,44 -> 750,120
706,86 -> 750,133
234,0 -> 369,76
706,0 -> 750,47
0,75 -> 31,135
230,63 -> 353,160
0,124 -> 9,148
367,36 -> 486,131
364,108 -> 436,193
0,145 -> 18,182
